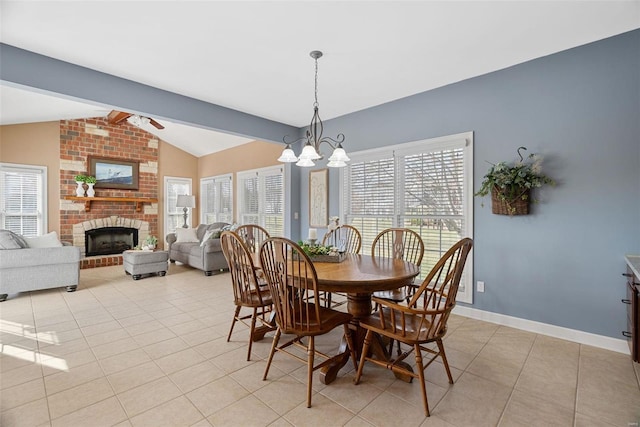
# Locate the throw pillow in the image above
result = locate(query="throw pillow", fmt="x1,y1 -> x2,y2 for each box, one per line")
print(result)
24,231 -> 63,248
175,227 -> 199,243
221,223 -> 239,232
0,229 -> 28,249
13,232 -> 28,248
200,228 -> 221,247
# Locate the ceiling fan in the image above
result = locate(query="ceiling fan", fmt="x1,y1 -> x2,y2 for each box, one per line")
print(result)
107,110 -> 164,130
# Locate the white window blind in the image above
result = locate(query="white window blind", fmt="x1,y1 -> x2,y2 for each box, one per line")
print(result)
400,147 -> 466,277
263,170 -> 284,236
342,133 -> 474,303
237,166 -> 284,236
201,174 -> 233,224
164,176 -> 192,237
0,163 -> 47,236
344,156 -> 396,252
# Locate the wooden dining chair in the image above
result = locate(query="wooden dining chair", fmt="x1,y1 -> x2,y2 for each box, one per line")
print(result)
354,237 -> 473,416
322,224 -> 362,254
220,231 -> 274,361
235,224 -> 270,253
319,224 -> 362,308
258,237 -> 357,408
371,228 -> 425,302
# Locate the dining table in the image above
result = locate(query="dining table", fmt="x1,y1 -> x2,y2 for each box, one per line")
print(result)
310,253 -> 420,384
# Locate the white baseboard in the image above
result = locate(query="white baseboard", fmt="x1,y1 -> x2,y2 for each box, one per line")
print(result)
453,305 -> 630,355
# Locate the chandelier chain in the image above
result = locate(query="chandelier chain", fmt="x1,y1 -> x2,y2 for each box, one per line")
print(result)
314,56 -> 319,108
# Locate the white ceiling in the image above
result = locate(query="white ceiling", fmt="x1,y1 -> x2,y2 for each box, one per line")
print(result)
1,1 -> 639,156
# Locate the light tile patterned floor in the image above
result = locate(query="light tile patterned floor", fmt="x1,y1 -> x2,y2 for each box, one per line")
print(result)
1,264 -> 639,426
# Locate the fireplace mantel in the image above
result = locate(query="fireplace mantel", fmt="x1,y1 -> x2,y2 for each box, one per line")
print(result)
64,196 -> 158,212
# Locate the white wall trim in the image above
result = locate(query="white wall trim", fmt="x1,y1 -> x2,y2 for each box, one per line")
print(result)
453,305 -> 630,355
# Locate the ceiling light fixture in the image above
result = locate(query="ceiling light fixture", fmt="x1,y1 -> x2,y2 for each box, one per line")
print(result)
278,50 -> 350,168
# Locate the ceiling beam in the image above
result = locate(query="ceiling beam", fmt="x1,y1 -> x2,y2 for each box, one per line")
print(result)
0,43 -> 298,144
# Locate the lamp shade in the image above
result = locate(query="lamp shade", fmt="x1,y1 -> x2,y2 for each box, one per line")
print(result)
327,160 -> 347,168
298,144 -> 321,161
277,147 -> 298,163
296,157 -> 316,167
176,195 -> 195,208
328,147 -> 350,162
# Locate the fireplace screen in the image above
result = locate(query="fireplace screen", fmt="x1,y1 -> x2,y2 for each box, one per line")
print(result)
85,227 -> 138,257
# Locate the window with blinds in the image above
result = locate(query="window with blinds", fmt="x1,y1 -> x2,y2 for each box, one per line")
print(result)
201,174 -> 233,224
164,176 -> 192,236
341,132 -> 474,303
237,166 -> 284,236
0,163 -> 47,236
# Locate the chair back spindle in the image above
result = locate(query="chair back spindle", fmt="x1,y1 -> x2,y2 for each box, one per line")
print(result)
322,225 -> 362,254
235,224 -> 270,254
221,231 -> 266,306
354,237 -> 473,416
259,237 -> 322,333
220,230 -> 273,360
371,228 -> 424,267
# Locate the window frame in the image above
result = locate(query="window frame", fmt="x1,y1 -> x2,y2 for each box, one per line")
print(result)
340,132 -> 474,304
236,165 -> 285,237
0,162 -> 48,236
164,176 -> 193,239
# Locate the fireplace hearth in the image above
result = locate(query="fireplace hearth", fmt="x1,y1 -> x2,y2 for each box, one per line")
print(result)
85,227 -> 138,257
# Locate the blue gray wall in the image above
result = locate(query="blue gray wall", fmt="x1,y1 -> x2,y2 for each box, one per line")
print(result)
302,29 -> 640,339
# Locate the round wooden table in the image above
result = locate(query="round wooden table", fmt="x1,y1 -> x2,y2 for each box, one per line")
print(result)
313,253 -> 419,318
311,253 -> 420,383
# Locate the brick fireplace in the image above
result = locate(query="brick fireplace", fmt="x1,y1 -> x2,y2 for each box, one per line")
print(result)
59,118 -> 160,269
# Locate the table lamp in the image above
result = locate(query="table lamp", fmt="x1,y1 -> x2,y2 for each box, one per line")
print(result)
176,195 -> 196,228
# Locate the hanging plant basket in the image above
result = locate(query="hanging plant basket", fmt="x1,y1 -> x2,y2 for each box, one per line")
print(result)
476,147 -> 555,216
491,186 -> 530,215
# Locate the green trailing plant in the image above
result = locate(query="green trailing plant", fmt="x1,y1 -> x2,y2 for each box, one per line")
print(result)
74,174 -> 87,183
85,175 -> 97,184
475,147 -> 555,214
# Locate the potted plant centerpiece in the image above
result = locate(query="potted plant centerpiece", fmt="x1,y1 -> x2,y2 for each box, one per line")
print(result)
142,235 -> 158,251
475,147 -> 555,215
298,241 -> 344,263
74,174 -> 87,197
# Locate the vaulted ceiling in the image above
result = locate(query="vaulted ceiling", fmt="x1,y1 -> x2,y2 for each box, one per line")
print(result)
1,1 -> 638,156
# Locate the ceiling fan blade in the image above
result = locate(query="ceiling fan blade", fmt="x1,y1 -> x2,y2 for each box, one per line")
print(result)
149,118 -> 165,130
107,110 -> 132,125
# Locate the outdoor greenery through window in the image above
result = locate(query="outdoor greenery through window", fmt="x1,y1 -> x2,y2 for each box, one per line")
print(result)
341,132 -> 474,303
0,163 -> 47,236
237,166 -> 284,237
201,174 -> 233,224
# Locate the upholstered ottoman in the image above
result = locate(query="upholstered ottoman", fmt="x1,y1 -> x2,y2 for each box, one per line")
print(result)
123,250 -> 169,280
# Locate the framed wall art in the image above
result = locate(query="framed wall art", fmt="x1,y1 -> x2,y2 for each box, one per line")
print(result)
89,156 -> 139,190
309,168 -> 328,228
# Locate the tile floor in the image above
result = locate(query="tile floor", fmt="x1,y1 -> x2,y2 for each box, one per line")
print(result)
1,263 -> 639,427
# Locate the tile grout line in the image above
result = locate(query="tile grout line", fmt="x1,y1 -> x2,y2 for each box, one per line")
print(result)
31,289 -> 57,426
492,327 -> 538,427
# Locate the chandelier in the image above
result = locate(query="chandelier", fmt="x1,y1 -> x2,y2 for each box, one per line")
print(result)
278,50 -> 350,168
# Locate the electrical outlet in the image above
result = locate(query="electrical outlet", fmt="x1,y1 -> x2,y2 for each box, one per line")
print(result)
294,212 -> 299,219
477,281 -> 485,293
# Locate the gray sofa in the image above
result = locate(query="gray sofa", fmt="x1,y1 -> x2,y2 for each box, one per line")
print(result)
166,222 -> 230,275
0,236 -> 81,301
